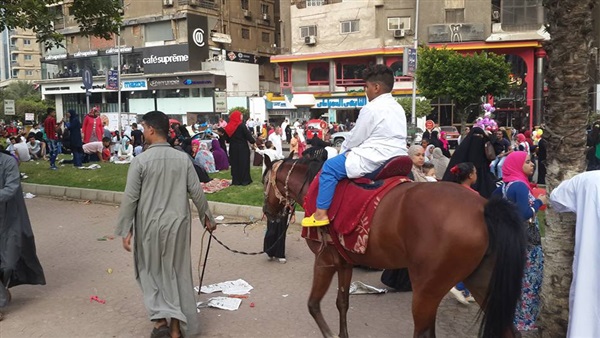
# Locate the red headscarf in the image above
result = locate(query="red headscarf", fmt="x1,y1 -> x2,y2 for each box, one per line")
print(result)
502,151 -> 533,193
516,133 -> 526,143
224,111 -> 243,137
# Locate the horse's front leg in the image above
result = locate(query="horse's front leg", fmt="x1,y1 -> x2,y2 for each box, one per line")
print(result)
308,250 -> 337,338
336,262 -> 353,338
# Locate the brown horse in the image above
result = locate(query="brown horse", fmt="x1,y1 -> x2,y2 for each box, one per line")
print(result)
262,156 -> 527,338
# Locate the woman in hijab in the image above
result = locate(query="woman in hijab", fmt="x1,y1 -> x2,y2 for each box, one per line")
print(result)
424,144 -> 435,162
115,137 -> 134,164
430,147 -> 449,180
195,142 -> 217,173
439,131 -> 451,157
516,133 -> 530,154
407,144 -> 429,182
492,151 -> 548,333
442,127 -> 496,198
222,111 -> 255,185
211,139 -> 229,171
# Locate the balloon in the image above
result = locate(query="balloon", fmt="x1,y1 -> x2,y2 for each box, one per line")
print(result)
483,117 -> 490,124
490,107 -> 496,113
484,112 -> 492,117
483,103 -> 492,111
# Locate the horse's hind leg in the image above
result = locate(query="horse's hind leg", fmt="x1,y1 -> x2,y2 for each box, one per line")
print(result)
336,262 -> 353,338
308,250 -> 337,338
412,288 -> 446,338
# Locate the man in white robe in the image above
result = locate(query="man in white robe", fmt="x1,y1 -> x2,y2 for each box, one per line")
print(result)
549,171 -> 600,338
116,111 -> 215,338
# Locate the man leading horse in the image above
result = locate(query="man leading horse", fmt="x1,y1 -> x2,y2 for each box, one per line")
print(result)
302,64 -> 408,227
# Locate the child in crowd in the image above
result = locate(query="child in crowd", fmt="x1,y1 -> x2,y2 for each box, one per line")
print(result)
422,162 -> 437,182
254,140 -> 284,174
448,162 -> 478,305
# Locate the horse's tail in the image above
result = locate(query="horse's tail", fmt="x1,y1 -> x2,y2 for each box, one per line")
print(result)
480,197 -> 527,338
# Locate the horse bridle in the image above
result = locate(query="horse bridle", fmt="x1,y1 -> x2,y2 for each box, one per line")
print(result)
266,160 -> 298,214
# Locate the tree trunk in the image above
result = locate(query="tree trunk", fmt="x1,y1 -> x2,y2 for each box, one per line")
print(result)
540,1 -> 595,337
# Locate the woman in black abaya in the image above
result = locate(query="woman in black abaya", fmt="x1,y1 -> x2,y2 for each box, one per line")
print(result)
442,127 -> 496,198
223,111 -> 255,186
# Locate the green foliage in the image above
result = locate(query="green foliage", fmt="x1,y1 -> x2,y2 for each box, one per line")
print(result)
416,47 -> 511,122
229,106 -> 250,120
396,97 -> 433,119
0,81 -> 51,122
17,156 -> 267,207
0,0 -> 122,50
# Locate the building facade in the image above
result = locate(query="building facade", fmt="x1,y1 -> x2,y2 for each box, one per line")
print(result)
37,0 -> 281,126
0,28 -> 42,86
271,0 -> 548,131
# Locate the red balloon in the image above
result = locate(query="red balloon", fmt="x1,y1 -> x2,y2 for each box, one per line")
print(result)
532,187 -> 547,211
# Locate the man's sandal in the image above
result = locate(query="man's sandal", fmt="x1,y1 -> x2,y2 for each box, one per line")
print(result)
150,326 -> 170,338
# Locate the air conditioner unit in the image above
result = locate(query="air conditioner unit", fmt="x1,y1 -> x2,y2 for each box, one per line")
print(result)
492,10 -> 500,20
263,13 -> 270,21
394,29 -> 405,38
304,35 -> 316,45
163,0 -> 173,6
243,10 -> 252,18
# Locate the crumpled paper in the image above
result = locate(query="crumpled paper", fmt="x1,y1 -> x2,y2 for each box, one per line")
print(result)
349,281 -> 387,295
195,279 -> 253,295
196,297 -> 242,311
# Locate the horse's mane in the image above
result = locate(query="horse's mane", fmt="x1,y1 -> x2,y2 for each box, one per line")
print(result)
263,157 -> 325,184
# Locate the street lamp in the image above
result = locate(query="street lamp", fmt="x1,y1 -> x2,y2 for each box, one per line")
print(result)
410,0 -> 420,126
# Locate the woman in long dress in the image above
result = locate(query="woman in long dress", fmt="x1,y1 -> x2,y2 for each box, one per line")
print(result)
223,111 -> 255,185
211,139 -> 229,171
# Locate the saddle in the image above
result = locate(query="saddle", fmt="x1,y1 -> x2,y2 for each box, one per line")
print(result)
302,156 -> 412,254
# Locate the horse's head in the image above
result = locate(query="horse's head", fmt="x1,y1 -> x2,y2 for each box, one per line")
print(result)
262,155 -> 324,221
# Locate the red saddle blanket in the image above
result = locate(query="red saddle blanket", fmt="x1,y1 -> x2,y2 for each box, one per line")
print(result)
302,173 -> 410,254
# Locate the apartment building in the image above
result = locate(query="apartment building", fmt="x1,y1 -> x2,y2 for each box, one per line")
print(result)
0,28 -> 42,86
270,0 -> 548,130
37,0 -> 282,125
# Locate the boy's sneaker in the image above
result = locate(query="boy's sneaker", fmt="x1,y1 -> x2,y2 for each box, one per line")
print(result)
449,287 -> 469,305
50,166 -> 58,170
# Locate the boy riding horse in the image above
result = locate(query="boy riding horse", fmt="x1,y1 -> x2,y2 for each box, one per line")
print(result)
302,64 -> 408,227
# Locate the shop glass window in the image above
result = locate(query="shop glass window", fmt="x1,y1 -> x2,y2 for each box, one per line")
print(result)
307,62 -> 329,85
335,61 -> 371,86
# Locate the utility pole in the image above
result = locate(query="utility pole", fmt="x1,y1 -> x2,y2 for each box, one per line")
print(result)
410,0 -> 420,126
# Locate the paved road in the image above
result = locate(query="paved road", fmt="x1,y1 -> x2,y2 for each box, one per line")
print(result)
1,196 -> 487,337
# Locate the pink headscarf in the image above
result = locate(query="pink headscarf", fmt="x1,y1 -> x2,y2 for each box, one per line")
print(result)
439,131 -> 449,150
502,151 -> 532,193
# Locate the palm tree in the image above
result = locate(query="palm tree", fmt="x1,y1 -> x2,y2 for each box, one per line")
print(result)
540,1 -> 595,336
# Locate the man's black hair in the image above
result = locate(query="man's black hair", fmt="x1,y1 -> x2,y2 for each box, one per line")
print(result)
102,137 -> 111,143
142,111 -> 169,138
362,64 -> 394,92
47,107 -> 56,114
131,122 -> 138,128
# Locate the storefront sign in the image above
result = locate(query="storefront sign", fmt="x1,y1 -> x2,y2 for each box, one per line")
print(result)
105,46 -> 133,54
315,97 -> 367,109
122,79 -> 148,91
3,100 -> 15,115
404,47 -> 417,76
43,53 -> 68,61
187,14 -> 209,71
74,50 -> 99,58
142,45 -> 190,74
270,101 -> 296,109
225,50 -> 269,65
427,23 -> 485,43
148,77 -> 181,89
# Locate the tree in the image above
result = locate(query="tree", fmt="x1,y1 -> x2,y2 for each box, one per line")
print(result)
539,1 -> 595,337
416,47 -> 511,127
0,81 -> 51,122
228,106 -> 249,121
0,0 -> 122,50
396,97 -> 433,120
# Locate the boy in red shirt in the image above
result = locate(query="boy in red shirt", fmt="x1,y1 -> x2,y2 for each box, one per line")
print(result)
43,108 -> 63,170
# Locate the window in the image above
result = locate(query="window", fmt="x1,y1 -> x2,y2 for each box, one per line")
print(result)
10,54 -> 17,62
25,70 -> 33,76
223,24 -> 227,34
241,28 -> 250,39
24,39 -> 31,45
12,69 -> 19,77
145,21 -> 174,42
261,4 -> 269,14
335,60 -> 373,86
445,9 -> 465,23
280,64 -> 291,87
502,0 -> 544,28
261,32 -> 270,43
308,62 -> 329,85
300,25 -> 317,38
340,20 -> 359,34
387,17 -> 411,30
307,0 -> 325,6
241,0 -> 249,10
25,54 -> 33,61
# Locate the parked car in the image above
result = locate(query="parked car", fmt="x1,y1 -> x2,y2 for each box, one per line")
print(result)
407,125 -> 423,146
330,131 -> 350,148
440,126 -> 460,148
